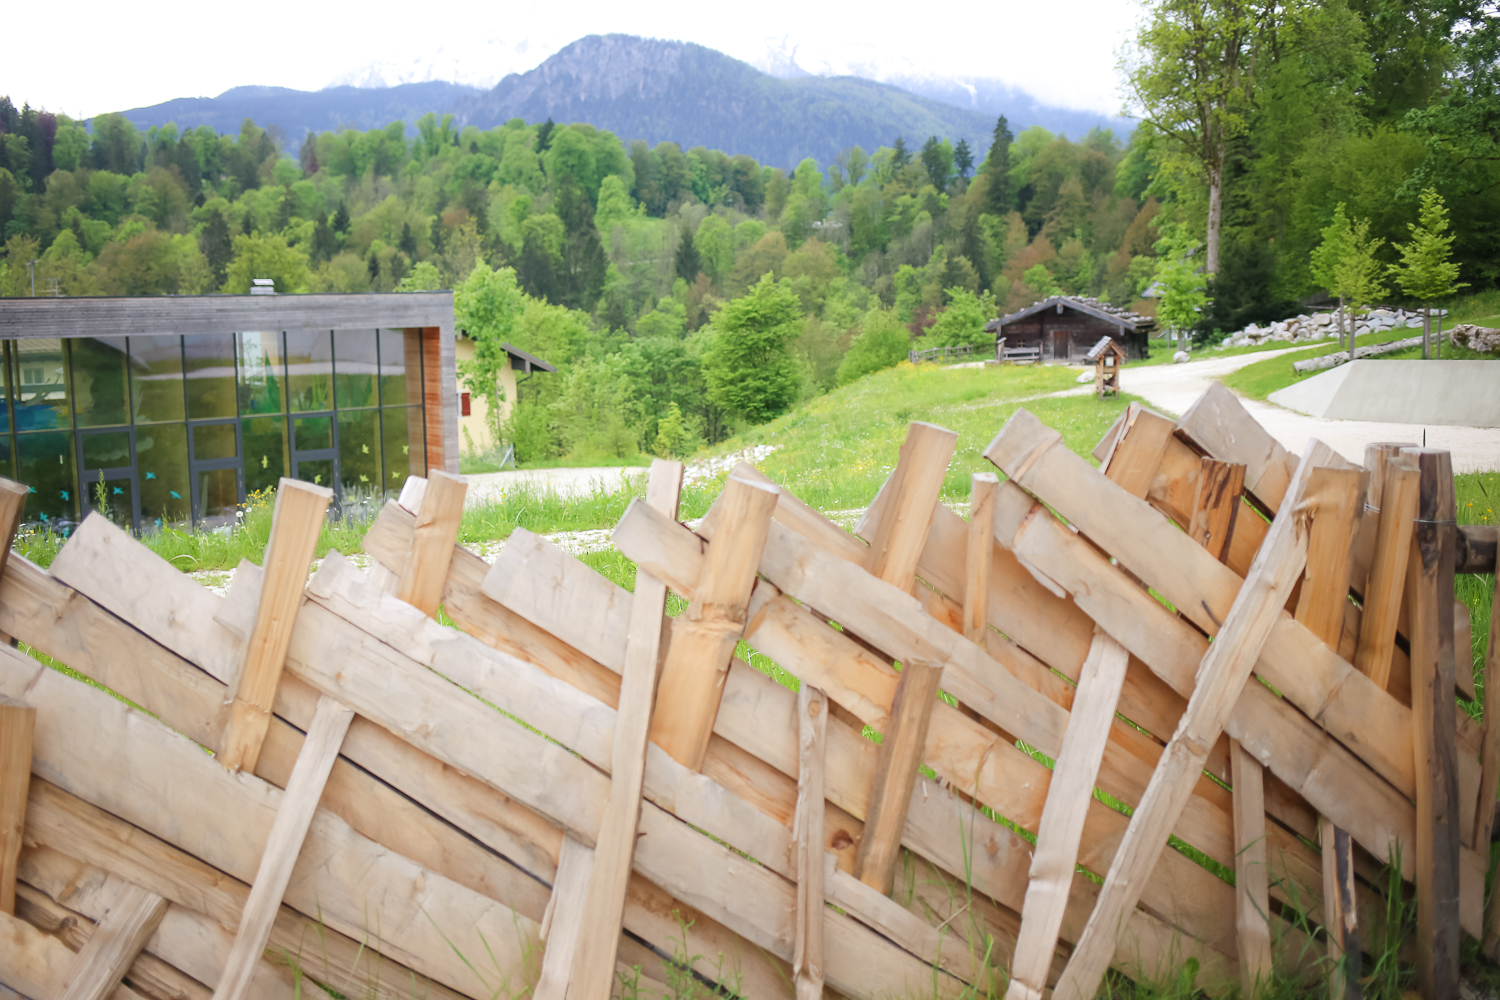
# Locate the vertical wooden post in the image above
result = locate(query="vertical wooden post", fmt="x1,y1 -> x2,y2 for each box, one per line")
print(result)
394,469 -> 467,617
1402,447 -> 1460,1000
0,699 -> 34,916
0,478 -> 30,649
220,479 -> 333,774
865,422 -> 957,589
793,683 -> 828,1000
648,475 -> 777,771
51,882 -> 168,1000
854,658 -> 943,895
1003,630 -> 1130,1000
1295,467 -> 1365,1000
559,460 -> 683,1000
213,696 -> 355,1000
964,473 -> 998,650
1355,455 -> 1420,690
534,835 -> 594,999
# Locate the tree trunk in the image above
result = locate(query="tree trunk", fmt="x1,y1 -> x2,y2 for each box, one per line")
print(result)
1436,312 -> 1442,360
1423,307 -> 1431,360
1206,160 -> 1223,276
1338,297 -> 1346,354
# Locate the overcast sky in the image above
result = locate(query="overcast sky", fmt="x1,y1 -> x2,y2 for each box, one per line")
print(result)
8,0 -> 1144,119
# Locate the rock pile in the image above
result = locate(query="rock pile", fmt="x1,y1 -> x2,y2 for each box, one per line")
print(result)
1220,307 -> 1440,348
1448,324 -> 1500,354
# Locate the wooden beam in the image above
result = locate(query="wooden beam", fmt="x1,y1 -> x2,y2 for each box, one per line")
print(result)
853,659 -> 942,895
1004,630 -> 1129,1000
220,480 -> 332,774
1230,741 -> 1272,997
1476,569 -> 1500,856
1294,468 -> 1365,1000
213,696 -> 354,1000
1,908 -> 145,1000
558,459 -> 682,1000
0,477 -> 28,581
1402,447 -> 1460,1000
532,836 -> 593,999
1187,459 -> 1246,562
794,684 -> 828,1000
1100,403 -> 1175,499
1354,455 -> 1420,689
1053,441 -> 1326,1000
0,699 -> 33,915
1456,524 -> 1498,574
648,475 -> 778,770
51,883 -> 169,1000
964,474 -> 998,649
394,470 -> 467,617
864,421 -> 957,588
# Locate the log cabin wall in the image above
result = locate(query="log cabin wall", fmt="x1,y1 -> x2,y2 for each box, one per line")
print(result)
998,306 -> 1144,361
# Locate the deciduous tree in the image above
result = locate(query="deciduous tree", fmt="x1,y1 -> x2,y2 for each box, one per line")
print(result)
1389,186 -> 1466,358
702,274 -> 803,424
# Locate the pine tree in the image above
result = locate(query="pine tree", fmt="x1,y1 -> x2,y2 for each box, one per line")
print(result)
1332,217 -> 1388,351
675,223 -> 702,282
891,136 -> 910,169
399,222 -> 417,256
534,118 -> 556,153
953,139 -> 973,180
310,214 -> 336,264
1310,204 -> 1352,352
201,208 -> 233,287
331,203 -> 350,235
983,116 -> 1013,216
1390,187 -> 1467,358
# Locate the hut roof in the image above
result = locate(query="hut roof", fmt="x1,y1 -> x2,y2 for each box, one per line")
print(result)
984,296 -> 1156,334
1084,336 -> 1126,363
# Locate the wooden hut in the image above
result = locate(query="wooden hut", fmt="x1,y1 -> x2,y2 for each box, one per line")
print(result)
984,296 -> 1155,362
1085,335 -> 1126,397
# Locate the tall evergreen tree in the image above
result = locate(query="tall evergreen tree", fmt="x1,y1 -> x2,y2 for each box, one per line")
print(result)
201,209 -> 233,287
675,223 -> 702,282
534,117 -> 556,153
954,139 -> 974,180
891,136 -> 910,169
920,136 -> 950,190
983,116 -> 1013,216
399,222 -> 417,256
1390,187 -> 1467,358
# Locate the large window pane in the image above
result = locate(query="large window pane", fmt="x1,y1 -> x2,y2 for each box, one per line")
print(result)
17,431 -> 77,525
192,422 -> 237,462
242,416 -> 287,498
13,339 -> 69,431
71,337 -> 130,428
85,475 -> 134,529
130,335 -> 186,423
292,415 -> 332,452
237,331 -> 285,416
379,329 -> 422,408
80,430 -> 131,472
184,334 -> 237,420
138,423 -> 190,529
334,330 -> 379,410
338,408 -> 380,518
197,467 -> 239,528
0,343 -> 12,435
380,406 -> 425,491
286,329 -> 334,413
0,436 -> 12,483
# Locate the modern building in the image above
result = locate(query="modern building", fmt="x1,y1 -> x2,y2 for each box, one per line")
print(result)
0,292 -> 457,532
985,296 -> 1156,361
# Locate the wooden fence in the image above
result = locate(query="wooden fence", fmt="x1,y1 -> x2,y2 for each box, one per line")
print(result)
0,381 -> 1495,1000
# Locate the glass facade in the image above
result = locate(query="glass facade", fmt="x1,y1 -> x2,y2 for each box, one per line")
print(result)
0,330 -> 427,531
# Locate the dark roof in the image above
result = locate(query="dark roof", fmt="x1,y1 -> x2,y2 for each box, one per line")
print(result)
984,295 -> 1156,334
501,342 -> 557,374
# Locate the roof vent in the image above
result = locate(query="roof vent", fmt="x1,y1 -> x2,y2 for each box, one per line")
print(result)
250,278 -> 276,296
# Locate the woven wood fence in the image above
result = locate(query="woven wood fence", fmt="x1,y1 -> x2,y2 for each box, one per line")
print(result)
0,381 -> 1495,1000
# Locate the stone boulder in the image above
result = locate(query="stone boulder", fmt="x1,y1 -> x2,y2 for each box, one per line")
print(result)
1173,350 -> 1191,364
1449,324 -> 1500,354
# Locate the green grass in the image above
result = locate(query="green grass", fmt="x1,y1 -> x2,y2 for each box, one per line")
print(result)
1221,326 -> 1446,400
460,452 -> 652,474
1131,335 -> 1328,367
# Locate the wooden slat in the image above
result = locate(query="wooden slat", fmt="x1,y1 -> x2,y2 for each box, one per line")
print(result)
51,883 -> 168,1000
0,699 -> 34,916
853,659 -> 942,895
1355,455 -> 1420,689
964,474 -> 998,649
1100,403 -> 1175,499
646,475 -> 778,770
794,684 -> 828,1000
1457,524 -> 1498,574
394,470 -> 467,617
532,835 -> 593,998
864,421 -> 957,588
220,481 -> 333,774
1176,381 -> 1301,507
1004,630 -> 1129,1000
1294,468 -> 1364,1000
213,696 -> 354,1000
1054,440 -> 1325,1000
1,908 -> 144,1000
1403,447 -> 1460,1000
1477,569 -> 1500,854
1455,603 -> 1475,701
1230,741 -> 1271,996
1187,459 -> 1246,560
0,477 -> 28,640
561,459 -> 682,1000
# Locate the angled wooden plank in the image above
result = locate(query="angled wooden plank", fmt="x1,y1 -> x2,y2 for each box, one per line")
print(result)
213,696 -> 354,1000
533,835 -> 593,999
648,475 -> 778,770
853,659 -> 942,895
1403,448 -> 1460,1000
964,474 -> 998,649
51,882 -> 168,1000
220,480 -> 333,774
794,684 -> 828,1000
865,421 -> 957,588
562,459 -> 682,1000
1004,630 -> 1129,1000
1100,403 -> 1175,499
1355,454 -> 1420,689
0,477 -> 28,647
394,469 -> 467,617
1,909 -> 145,1000
1230,741 -> 1272,997
1349,443 -> 1415,598
1091,407 -> 1129,464
1187,459 -> 1246,561
1176,381 -> 1300,507
1319,817 -> 1361,1000
1476,568 -> 1500,854
0,699 -> 33,916
1054,441 -> 1324,1000
1455,603 -> 1475,702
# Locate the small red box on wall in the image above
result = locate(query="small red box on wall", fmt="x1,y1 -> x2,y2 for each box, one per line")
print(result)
460,392 -> 471,416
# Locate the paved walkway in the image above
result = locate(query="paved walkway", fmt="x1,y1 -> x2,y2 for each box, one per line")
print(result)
1122,348 -> 1500,473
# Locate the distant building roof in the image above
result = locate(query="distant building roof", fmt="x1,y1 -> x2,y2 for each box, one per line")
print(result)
501,342 -> 557,374
984,295 -> 1156,334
